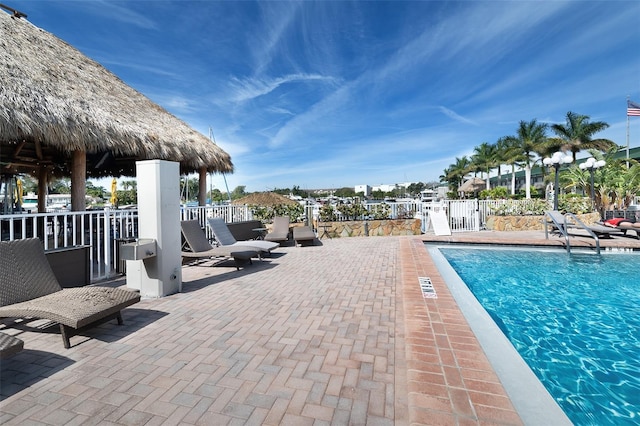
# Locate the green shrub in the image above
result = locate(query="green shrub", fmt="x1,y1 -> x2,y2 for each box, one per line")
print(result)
490,199 -> 550,215
558,195 -> 591,214
369,203 -> 391,220
336,202 -> 367,220
319,204 -> 337,221
480,186 -> 508,200
250,203 -> 304,222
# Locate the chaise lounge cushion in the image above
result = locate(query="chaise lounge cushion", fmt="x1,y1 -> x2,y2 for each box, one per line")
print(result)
0,286 -> 140,329
0,238 -> 140,347
180,220 -> 260,269
265,216 -> 290,243
293,226 -> 316,246
207,218 -> 279,254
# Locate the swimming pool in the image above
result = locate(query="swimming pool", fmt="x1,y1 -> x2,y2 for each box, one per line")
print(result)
435,246 -> 640,425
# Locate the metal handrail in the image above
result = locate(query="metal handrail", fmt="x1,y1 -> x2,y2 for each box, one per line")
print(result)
544,211 -> 571,253
544,211 -> 600,254
565,212 -> 600,254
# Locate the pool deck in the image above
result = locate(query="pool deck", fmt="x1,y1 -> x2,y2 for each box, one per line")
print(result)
2,230 -> 639,425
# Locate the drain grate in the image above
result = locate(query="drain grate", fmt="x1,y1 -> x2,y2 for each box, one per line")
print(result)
419,277 -> 437,299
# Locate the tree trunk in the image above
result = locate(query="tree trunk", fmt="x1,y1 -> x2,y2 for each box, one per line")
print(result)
525,164 -> 532,199
71,150 -> 86,211
37,166 -> 48,213
198,167 -> 207,206
510,164 -> 516,195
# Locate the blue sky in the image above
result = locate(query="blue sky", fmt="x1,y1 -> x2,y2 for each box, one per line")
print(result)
18,0 -> 640,192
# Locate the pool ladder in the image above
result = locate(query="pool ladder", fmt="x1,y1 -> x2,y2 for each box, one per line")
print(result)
544,211 -> 601,254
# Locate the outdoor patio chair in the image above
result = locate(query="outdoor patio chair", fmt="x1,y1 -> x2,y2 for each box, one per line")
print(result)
180,220 -> 259,270
207,217 -> 279,256
293,226 -> 316,246
545,210 -> 624,238
599,218 -> 640,239
0,238 -> 140,349
265,216 -> 290,243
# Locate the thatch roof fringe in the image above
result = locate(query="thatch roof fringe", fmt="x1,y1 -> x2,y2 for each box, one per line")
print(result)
0,11 -> 233,176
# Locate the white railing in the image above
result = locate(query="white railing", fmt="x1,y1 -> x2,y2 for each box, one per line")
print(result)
1,209 -> 138,282
2,200 -> 542,282
303,200 -> 482,233
0,205 -> 251,282
179,204 -> 252,223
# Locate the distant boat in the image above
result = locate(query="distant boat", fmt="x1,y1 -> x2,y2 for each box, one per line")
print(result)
21,193 -> 71,213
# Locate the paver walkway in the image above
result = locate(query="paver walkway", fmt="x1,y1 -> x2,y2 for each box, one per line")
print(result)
2,232 -> 609,425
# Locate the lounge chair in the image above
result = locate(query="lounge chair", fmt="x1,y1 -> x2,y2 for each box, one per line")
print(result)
265,216 -> 290,243
599,218 -> 640,239
180,220 -> 259,270
293,226 -> 316,246
546,210 -> 623,238
207,218 -> 279,256
0,238 -> 140,349
0,332 -> 23,358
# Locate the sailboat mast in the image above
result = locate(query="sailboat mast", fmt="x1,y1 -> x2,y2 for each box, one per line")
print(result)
209,127 -> 232,203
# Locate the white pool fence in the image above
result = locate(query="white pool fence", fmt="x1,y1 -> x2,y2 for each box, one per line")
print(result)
0,199 -> 537,282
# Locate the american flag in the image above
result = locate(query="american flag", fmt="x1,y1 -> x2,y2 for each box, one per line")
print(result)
628,100 -> 640,117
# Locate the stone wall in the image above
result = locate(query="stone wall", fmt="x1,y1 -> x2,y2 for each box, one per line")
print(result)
318,219 -> 422,238
485,212 -> 601,231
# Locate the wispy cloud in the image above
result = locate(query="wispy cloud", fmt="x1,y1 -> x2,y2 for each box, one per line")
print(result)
438,107 -> 476,125
73,1 -> 158,30
252,2 -> 301,74
267,106 -> 295,116
227,73 -> 339,103
30,1 -> 640,191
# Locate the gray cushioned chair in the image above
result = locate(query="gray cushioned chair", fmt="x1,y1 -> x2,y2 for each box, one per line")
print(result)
180,220 -> 259,269
207,218 -> 279,256
265,216 -> 290,243
0,238 -> 140,349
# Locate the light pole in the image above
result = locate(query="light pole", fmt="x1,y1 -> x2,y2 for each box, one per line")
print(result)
579,157 -> 606,210
543,151 -> 573,211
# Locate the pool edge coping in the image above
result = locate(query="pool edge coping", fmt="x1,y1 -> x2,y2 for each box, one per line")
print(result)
427,245 -> 573,426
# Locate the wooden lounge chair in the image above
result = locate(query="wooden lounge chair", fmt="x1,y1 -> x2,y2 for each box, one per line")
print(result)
207,218 -> 279,256
265,216 -> 290,244
180,220 -> 259,270
293,226 -> 316,246
0,238 -> 140,349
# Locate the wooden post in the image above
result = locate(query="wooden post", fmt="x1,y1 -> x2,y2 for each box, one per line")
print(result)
37,166 -> 48,213
198,167 -> 207,206
71,150 -> 86,211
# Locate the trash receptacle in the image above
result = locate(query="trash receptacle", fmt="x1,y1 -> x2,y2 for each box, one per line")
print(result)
115,238 -> 136,274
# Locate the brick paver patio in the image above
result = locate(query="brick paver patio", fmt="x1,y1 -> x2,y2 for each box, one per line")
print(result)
2,232 -> 638,424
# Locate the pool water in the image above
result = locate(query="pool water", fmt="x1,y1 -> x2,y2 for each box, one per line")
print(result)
439,247 -> 640,425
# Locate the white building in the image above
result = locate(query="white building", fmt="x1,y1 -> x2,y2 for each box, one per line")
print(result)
371,184 -> 398,193
355,185 -> 371,196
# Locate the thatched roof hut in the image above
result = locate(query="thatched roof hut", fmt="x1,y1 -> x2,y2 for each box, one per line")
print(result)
0,8 -> 233,179
458,177 -> 486,193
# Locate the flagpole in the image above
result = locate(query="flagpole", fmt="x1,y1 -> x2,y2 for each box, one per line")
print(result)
627,96 -> 630,169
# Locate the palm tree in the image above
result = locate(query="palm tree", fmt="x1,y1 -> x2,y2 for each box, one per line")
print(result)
550,111 -> 617,162
441,156 -> 471,194
496,137 -> 525,196
471,142 -> 497,190
494,137 -> 514,190
504,119 -> 549,199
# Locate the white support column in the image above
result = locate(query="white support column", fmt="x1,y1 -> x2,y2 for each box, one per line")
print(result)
133,160 -> 182,298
